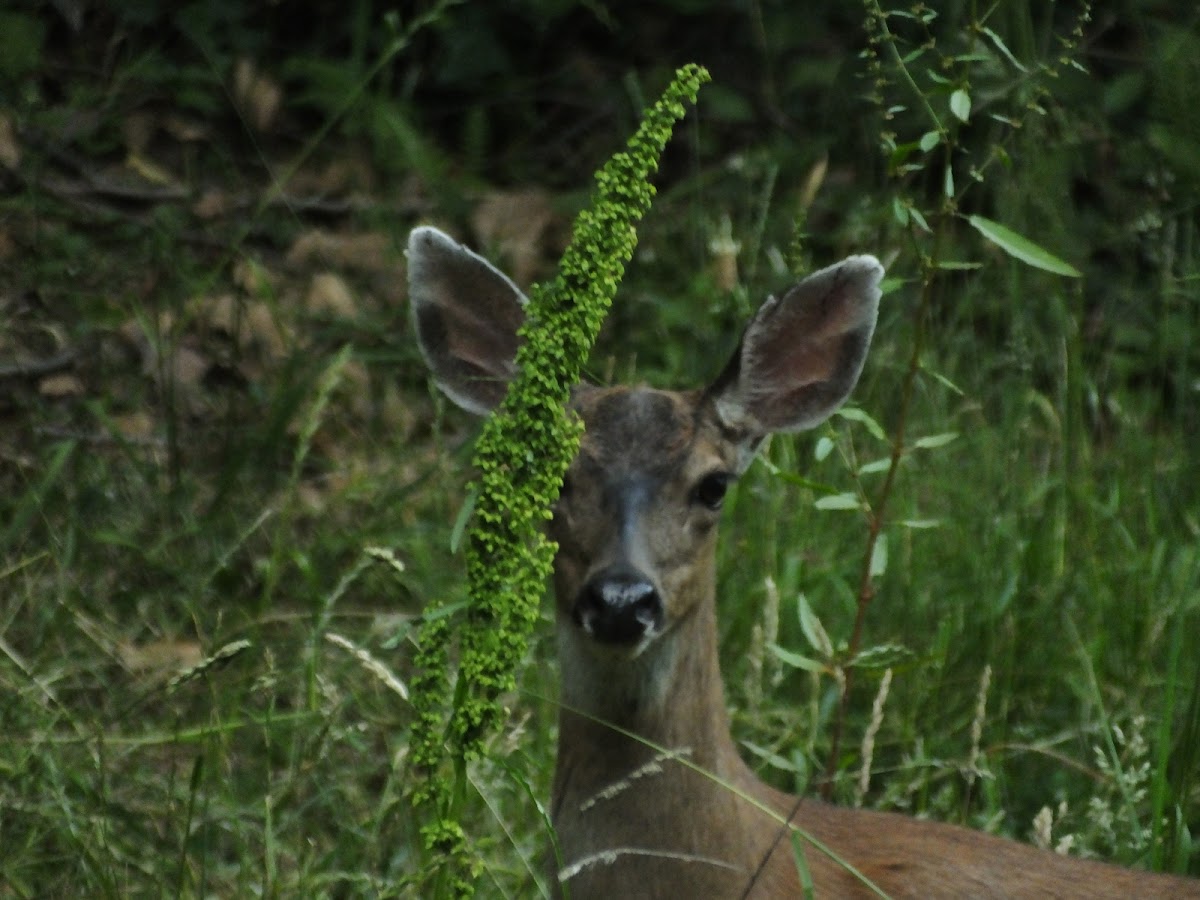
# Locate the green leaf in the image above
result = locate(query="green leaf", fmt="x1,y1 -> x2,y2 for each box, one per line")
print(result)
858,457 -> 892,476
934,260 -> 983,270
897,518 -> 943,529
835,407 -> 887,441
797,594 -> 833,658
869,533 -> 888,578
981,26 -> 1029,73
919,131 -> 941,152
791,831 -> 816,899
814,435 -> 834,462
768,643 -> 828,674
449,485 -> 478,554
920,364 -> 965,396
908,205 -> 931,233
851,643 -> 914,669
950,89 -> 971,123
967,216 -> 1082,277
742,740 -> 800,773
912,432 -> 959,450
815,492 -> 862,511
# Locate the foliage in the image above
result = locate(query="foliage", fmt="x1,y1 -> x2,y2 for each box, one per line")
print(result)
0,1 -> 1196,896
407,64 -> 709,896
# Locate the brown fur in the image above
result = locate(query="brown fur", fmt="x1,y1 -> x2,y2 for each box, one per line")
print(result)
546,385 -> 1198,899
406,228 -> 1197,898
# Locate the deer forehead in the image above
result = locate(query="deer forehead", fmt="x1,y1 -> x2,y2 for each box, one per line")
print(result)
568,386 -> 733,487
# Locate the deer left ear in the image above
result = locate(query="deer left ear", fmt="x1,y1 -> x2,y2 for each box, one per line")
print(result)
707,255 -> 882,470
407,226 -> 529,416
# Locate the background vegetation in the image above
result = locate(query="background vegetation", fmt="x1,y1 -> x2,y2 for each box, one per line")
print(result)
0,1 -> 1196,896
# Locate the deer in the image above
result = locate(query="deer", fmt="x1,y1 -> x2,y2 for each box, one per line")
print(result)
408,225 -> 1199,898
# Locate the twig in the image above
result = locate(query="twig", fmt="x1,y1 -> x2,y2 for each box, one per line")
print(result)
0,348 -> 78,379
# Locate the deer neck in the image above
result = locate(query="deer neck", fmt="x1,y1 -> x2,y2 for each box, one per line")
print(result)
553,584 -> 746,802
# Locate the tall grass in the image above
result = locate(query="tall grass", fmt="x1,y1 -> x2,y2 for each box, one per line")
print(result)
0,1 -> 1196,896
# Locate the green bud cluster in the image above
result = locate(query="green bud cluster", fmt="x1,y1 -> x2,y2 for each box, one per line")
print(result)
409,64 -> 709,898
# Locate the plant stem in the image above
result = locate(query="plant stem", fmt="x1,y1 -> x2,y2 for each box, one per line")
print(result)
821,236 -> 939,798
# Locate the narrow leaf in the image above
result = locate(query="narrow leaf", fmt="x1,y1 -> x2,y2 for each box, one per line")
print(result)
851,643 -> 915,669
858,457 -> 892,476
835,407 -> 887,441
968,215 -> 1082,277
869,533 -> 888,579
908,205 -> 931,233
815,492 -> 862,511
912,432 -> 959,450
950,89 -> 972,122
814,435 -> 834,462
981,26 -> 1029,73
449,485 -> 477,553
797,594 -> 833,658
920,364 -> 965,396
792,831 -> 816,900
769,642 -> 828,674
742,740 -> 801,773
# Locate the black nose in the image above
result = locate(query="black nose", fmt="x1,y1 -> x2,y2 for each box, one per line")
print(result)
574,568 -> 663,644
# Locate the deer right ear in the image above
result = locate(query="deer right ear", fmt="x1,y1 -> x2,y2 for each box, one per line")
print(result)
708,254 -> 883,472
408,226 -> 528,415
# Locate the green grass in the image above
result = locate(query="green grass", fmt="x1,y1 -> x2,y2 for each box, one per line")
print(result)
1,2 -> 1198,896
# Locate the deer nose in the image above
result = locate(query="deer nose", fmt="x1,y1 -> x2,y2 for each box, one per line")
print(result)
574,568 -> 663,644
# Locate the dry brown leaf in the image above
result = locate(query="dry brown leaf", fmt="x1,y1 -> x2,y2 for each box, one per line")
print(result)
244,302 -> 288,361
167,345 -> 209,389
193,187 -> 233,220
38,374 -> 84,398
340,358 -> 372,420
203,294 -> 288,362
163,113 -> 209,143
117,316 -> 184,377
305,272 -> 358,318
203,294 -> 240,335
125,152 -> 180,188
232,258 -> 274,296
379,381 -> 415,436
121,111 -> 155,156
285,154 -> 376,196
297,481 -> 328,514
111,410 -> 156,440
799,154 -> 829,211
471,187 -> 560,286
119,318 -> 211,414
138,344 -> 211,416
118,639 -> 204,677
0,114 -> 21,170
232,58 -> 283,134
286,229 -> 392,273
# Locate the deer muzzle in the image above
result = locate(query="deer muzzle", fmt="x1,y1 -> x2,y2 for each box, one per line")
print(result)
573,566 -> 664,645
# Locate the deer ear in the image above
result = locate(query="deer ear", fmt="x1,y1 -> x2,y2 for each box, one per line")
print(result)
408,226 -> 528,415
708,255 -> 882,469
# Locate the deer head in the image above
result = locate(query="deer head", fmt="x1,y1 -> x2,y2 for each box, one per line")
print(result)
409,225 -> 880,728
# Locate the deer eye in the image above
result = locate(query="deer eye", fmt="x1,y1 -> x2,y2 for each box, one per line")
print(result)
692,472 -> 732,511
